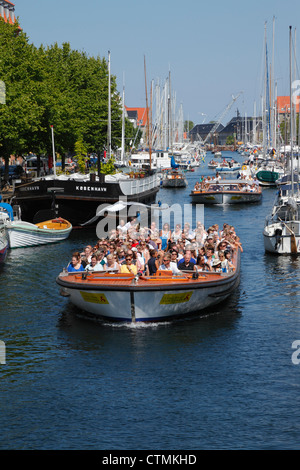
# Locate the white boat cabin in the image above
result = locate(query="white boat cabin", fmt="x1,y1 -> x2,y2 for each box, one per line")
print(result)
129,151 -> 171,170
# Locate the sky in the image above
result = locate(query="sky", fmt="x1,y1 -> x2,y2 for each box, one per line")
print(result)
15,0 -> 300,127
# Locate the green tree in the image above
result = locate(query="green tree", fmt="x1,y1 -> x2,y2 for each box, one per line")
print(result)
226,135 -> 234,145
74,138 -> 88,173
0,18 -> 139,182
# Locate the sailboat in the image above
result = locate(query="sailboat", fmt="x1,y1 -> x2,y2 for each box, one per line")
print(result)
256,20 -> 284,187
263,26 -> 300,254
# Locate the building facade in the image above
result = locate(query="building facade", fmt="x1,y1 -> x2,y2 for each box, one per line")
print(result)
0,1 -> 17,24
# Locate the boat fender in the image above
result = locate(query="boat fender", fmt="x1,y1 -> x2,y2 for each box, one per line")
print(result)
60,287 -> 70,297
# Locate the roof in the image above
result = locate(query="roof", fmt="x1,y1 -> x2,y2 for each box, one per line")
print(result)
277,96 -> 300,114
125,107 -> 148,127
190,123 -> 224,135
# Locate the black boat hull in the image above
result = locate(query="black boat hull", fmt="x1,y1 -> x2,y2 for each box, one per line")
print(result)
13,175 -> 159,227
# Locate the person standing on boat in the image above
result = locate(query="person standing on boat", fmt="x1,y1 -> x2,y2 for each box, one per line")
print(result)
146,249 -> 158,276
67,252 -> 85,272
160,223 -> 171,251
171,224 -> 182,243
120,254 -> 138,275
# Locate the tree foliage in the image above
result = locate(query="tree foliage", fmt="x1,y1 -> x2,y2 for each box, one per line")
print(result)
0,19 -> 136,165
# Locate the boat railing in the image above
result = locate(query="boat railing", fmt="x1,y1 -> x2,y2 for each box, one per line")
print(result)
119,173 -> 159,195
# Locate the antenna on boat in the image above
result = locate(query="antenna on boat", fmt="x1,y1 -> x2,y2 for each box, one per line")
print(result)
144,55 -> 151,170
50,125 -> 56,178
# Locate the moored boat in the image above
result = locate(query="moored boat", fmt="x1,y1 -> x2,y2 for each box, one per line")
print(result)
208,159 -> 218,169
161,169 -> 187,188
0,222 -> 8,262
6,216 -> 72,249
190,180 -> 262,204
12,171 -> 160,227
215,161 -> 241,173
0,200 -> 12,262
56,248 -> 241,322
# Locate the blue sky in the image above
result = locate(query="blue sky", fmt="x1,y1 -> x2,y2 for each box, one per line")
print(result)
16,0 -> 300,126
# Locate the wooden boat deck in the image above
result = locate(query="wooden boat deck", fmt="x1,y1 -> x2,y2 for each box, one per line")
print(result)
35,218 -> 72,230
59,269 -> 234,291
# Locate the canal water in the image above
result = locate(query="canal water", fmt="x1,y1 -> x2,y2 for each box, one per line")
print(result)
1,151 -> 300,450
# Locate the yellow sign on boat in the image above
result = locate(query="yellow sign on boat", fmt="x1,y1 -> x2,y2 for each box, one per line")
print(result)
80,291 -> 109,304
160,292 -> 193,305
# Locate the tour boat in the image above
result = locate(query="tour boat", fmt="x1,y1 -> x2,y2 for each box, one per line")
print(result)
161,169 -> 187,188
56,248 -> 241,322
6,216 -> 72,249
190,180 -> 262,204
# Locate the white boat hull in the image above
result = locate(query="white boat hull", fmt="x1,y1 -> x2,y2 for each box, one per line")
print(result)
215,167 -> 241,173
57,251 -> 241,322
263,221 -> 300,254
0,227 -> 9,262
190,192 -> 261,204
7,221 -> 72,248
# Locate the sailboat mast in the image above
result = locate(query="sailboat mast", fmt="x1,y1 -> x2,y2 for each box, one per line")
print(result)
263,22 -> 268,158
289,26 -> 294,195
51,125 -> 56,178
169,70 -> 173,155
121,78 -> 125,164
107,51 -> 111,160
144,56 -> 151,169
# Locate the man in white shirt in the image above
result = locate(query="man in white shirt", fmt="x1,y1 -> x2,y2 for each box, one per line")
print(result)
158,253 -> 181,274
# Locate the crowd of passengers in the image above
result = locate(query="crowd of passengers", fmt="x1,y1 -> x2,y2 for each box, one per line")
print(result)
67,219 -> 243,276
193,175 -> 260,192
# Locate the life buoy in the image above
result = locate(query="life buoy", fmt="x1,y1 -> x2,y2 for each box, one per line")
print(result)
242,165 -> 247,170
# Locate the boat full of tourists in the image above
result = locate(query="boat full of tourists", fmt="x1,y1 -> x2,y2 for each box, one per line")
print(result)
190,180 -> 262,204
56,247 -> 241,322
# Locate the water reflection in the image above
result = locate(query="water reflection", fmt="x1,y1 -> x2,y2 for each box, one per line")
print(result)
56,286 -> 242,355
